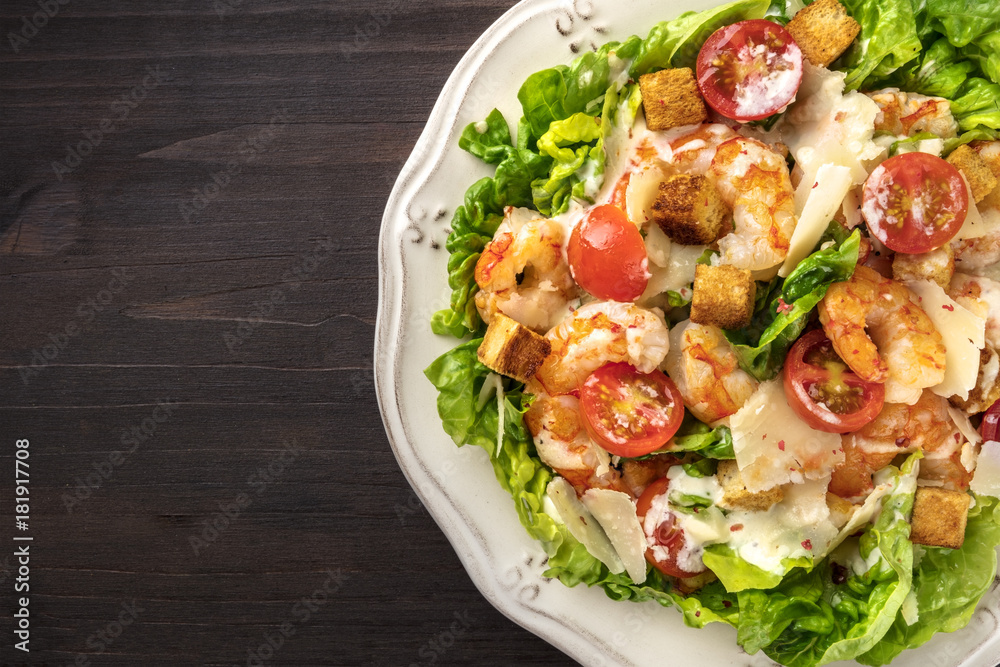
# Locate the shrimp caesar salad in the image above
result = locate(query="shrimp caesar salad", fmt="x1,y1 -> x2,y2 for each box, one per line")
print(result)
424,0 -> 1000,664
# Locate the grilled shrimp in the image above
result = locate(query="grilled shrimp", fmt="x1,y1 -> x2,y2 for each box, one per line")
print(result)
474,207 -> 578,333
819,266 -> 945,404
533,301 -> 670,396
830,390 -> 957,499
708,137 -> 796,272
669,123 -> 738,175
662,320 -> 758,424
953,229 -> 1000,272
867,88 -> 959,138
524,392 -> 626,494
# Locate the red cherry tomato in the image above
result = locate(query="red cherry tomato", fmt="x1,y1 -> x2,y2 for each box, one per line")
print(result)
635,477 -> 704,578
579,362 -> 685,457
981,399 -> 1000,441
862,152 -> 968,254
783,330 -> 885,433
568,204 -> 649,301
696,19 -> 803,122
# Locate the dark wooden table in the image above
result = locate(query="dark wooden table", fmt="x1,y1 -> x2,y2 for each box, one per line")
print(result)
1,1 -> 576,664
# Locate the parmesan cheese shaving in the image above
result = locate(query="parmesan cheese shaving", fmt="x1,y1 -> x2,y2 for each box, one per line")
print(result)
905,280 -> 986,401
730,380 -> 843,492
582,489 -> 648,584
971,440 -> 1000,498
780,163 -> 853,277
547,478 -> 625,574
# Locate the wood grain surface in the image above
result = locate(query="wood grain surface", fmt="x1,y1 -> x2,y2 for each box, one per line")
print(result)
0,1 -> 577,664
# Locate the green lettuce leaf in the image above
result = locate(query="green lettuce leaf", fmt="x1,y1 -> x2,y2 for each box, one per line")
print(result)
531,112 -> 604,215
857,494 -> 1000,665
951,77 -> 1000,131
724,229 -> 860,381
889,38 -> 976,99
839,0 -> 922,90
430,178 -> 504,337
662,412 -> 735,459
704,545 -> 787,592
924,0 -> 1000,48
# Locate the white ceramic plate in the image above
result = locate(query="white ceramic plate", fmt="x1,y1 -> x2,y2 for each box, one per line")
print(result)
374,1 -> 1000,664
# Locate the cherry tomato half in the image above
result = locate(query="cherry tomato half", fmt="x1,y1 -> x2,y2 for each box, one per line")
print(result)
635,477 -> 704,578
568,204 -> 649,301
579,362 -> 684,457
861,152 -> 968,254
696,19 -> 803,122
783,330 -> 885,433
981,398 -> 1000,442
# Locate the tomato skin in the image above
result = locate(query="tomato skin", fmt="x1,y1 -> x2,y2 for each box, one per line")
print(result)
635,477 -> 704,578
579,363 -> 685,457
567,204 -> 649,301
981,399 -> 1000,441
696,19 -> 803,122
862,152 -> 968,254
783,330 -> 885,433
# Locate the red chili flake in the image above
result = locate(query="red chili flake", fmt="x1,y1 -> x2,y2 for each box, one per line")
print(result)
723,600 -> 732,608
812,182 -> 818,189
776,298 -> 793,314
763,433 -> 767,440
730,524 -> 744,532
789,467 -> 796,471
942,304 -> 954,311
852,349 -> 859,354
801,539 -> 813,550
778,440 -> 786,451
740,150 -> 748,155
695,611 -> 701,617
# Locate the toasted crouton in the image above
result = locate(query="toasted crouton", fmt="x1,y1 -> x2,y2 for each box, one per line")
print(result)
651,174 -> 728,245
972,141 -> 1000,211
786,0 -> 861,67
947,145 -> 998,204
717,460 -> 784,512
910,487 -> 970,549
690,264 -> 756,330
891,244 -> 954,289
477,313 -> 551,383
638,67 -> 707,131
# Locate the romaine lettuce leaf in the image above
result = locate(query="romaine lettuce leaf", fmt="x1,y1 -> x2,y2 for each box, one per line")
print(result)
430,177 -> 504,337
839,0 -> 922,90
724,229 -> 860,381
951,77 -> 1000,131
857,494 -> 1000,666
923,0 -> 1000,48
